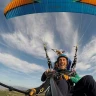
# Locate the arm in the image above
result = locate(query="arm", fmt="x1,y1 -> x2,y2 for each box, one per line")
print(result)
41,69 -> 55,82
28,78 -> 50,96
41,72 -> 47,82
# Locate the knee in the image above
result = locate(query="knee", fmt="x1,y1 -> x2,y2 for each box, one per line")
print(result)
82,75 -> 94,83
83,75 -> 93,80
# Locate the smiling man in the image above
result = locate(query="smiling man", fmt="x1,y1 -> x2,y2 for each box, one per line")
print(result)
56,54 -> 96,96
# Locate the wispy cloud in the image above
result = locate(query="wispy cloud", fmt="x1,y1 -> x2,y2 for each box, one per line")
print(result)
55,13 -> 78,50
76,36 -> 96,76
76,62 -> 91,70
79,36 -> 96,61
1,13 -> 79,63
0,52 -> 45,73
1,14 -> 59,60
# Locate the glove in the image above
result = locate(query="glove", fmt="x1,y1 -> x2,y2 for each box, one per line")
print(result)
45,69 -> 51,75
28,88 -> 36,96
63,74 -> 70,80
45,69 -> 54,76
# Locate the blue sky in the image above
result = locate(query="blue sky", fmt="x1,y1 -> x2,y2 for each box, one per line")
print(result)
0,0 -> 96,89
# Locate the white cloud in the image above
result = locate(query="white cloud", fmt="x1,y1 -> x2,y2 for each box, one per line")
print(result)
1,30 -> 57,59
76,36 -> 96,73
79,36 -> 96,61
1,13 -> 60,60
0,52 -> 45,73
0,13 -> 80,75
1,13 -> 79,69
55,13 -> 78,50
76,62 -> 91,70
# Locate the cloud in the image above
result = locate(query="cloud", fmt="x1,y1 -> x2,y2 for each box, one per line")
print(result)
0,13 -> 60,60
0,52 -> 45,73
76,62 -> 91,70
0,12 -> 79,69
1,30 -> 56,59
79,36 -> 96,61
76,36 -> 96,74
55,13 -> 78,50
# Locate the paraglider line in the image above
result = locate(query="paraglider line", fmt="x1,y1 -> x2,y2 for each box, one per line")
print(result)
78,17 -> 94,46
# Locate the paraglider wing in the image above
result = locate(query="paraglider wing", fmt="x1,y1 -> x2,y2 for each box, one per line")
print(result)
4,0 -> 96,19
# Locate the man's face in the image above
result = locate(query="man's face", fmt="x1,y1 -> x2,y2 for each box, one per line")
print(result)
58,57 -> 68,69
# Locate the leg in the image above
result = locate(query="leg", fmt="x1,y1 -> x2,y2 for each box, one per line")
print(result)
57,79 -> 69,96
72,75 -> 96,96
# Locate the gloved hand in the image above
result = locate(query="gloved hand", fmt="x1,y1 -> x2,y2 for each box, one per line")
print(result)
27,88 -> 36,96
63,74 -> 70,80
45,69 -> 55,76
45,69 -> 51,75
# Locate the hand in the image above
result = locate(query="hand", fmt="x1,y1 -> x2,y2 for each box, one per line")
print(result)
63,74 -> 70,80
45,69 -> 56,77
27,88 -> 36,96
45,69 -> 54,75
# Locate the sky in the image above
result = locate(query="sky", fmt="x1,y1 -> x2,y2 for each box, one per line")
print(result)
0,0 -> 96,89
